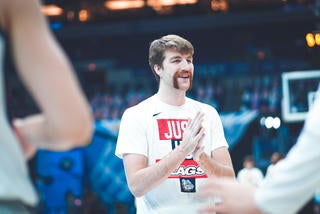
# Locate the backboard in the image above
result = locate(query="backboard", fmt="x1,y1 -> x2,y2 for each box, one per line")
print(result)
282,70 -> 320,122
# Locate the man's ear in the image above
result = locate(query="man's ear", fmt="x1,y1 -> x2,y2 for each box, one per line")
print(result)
154,64 -> 161,75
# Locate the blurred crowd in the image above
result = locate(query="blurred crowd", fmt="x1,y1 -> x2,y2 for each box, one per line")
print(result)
87,74 -> 282,121
5,70 -> 283,121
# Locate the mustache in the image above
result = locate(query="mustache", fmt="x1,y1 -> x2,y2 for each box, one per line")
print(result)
174,70 -> 193,78
173,71 -> 193,90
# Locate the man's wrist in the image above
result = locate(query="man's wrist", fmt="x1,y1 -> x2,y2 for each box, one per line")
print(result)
195,151 -> 206,163
176,144 -> 190,159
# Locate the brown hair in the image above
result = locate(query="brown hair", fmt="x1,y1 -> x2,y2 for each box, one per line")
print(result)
148,34 -> 194,82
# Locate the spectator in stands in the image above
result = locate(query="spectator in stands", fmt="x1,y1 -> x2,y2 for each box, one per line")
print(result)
198,88 -> 320,214
0,0 -> 93,213
237,155 -> 264,187
265,152 -> 283,178
241,85 -> 253,111
115,34 -> 235,213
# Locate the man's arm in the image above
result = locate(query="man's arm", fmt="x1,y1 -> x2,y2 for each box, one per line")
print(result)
194,107 -> 235,178
255,100 -> 320,213
6,0 -> 93,151
123,146 -> 189,197
196,147 -> 235,178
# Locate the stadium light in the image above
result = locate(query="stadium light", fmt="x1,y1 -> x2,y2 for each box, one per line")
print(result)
79,9 -> 89,22
41,5 -> 63,16
305,32 -> 320,48
147,0 -> 198,11
104,0 -> 145,10
260,116 -> 281,129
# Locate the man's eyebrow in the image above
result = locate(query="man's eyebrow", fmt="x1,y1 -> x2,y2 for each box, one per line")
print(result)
169,55 -> 182,60
169,55 -> 192,60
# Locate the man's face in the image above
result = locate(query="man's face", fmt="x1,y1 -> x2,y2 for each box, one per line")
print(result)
160,49 -> 194,91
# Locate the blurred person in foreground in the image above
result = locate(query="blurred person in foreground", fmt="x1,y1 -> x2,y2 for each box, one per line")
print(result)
198,89 -> 320,214
115,34 -> 235,213
0,0 -> 93,213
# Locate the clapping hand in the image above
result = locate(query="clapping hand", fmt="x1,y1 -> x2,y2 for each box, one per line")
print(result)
181,111 -> 206,155
13,119 -> 37,160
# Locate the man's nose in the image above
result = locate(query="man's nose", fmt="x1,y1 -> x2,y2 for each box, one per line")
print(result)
181,59 -> 191,70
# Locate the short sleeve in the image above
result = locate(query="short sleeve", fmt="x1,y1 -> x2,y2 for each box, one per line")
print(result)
209,106 -> 228,150
115,107 -> 148,159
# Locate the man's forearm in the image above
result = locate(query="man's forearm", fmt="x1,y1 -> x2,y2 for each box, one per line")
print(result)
127,145 -> 190,197
197,152 -> 235,178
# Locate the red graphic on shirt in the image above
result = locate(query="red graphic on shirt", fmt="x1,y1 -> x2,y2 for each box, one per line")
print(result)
157,119 -> 188,140
156,159 -> 207,178
156,118 -> 207,179
170,159 -> 207,178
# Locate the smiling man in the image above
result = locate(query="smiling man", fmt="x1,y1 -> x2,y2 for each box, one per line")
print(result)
115,34 -> 235,213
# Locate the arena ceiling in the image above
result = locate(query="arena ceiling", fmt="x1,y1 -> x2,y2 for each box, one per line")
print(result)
40,0 -> 319,40
39,0 -> 320,79
42,0 -> 317,25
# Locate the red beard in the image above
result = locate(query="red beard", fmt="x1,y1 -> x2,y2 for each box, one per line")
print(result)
173,71 -> 193,90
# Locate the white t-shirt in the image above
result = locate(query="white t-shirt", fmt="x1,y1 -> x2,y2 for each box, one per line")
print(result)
255,91 -> 320,214
237,167 -> 264,187
265,163 -> 277,178
116,95 -> 228,213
